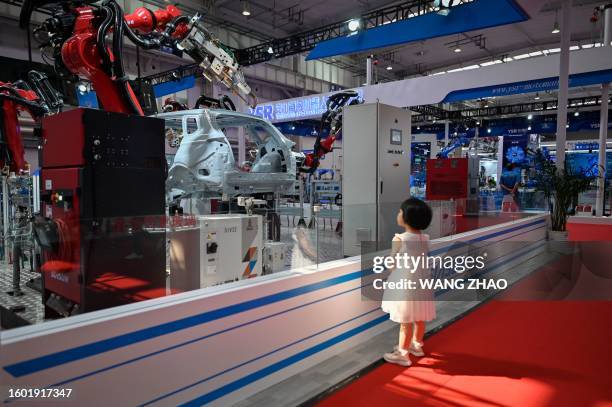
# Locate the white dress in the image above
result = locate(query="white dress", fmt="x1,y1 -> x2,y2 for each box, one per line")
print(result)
381,231 -> 437,323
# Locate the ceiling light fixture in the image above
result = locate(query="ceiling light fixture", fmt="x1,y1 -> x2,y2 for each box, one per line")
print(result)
528,126 -> 532,131
386,65 -> 393,71
528,114 -> 533,120
574,111 -> 580,117
454,46 -> 462,53
267,46 -> 274,54
435,0 -> 456,16
552,10 -> 560,34
534,93 -> 540,100
348,19 -> 361,32
77,82 -> 88,94
513,53 -> 530,60
241,0 -> 251,16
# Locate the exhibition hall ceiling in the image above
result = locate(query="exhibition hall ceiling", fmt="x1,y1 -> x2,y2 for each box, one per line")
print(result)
207,0 -> 607,79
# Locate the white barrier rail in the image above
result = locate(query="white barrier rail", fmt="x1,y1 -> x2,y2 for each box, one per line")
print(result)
0,214 -> 547,406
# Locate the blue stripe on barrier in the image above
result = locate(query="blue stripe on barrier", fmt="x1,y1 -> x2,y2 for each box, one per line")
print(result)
2,217 -> 546,378
430,218 -> 545,256
178,314 -> 390,406
3,271 -> 363,378
177,238 -> 548,406
141,307 -> 382,406
435,239 -> 546,296
44,285 -> 365,390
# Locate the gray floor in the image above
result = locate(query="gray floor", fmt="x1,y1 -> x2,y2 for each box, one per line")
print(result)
233,246 -> 561,407
0,258 -> 44,328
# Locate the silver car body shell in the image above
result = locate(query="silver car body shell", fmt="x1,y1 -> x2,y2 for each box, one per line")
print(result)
155,109 -> 299,198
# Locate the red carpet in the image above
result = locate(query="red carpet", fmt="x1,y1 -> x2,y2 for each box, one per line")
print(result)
319,271 -> 612,406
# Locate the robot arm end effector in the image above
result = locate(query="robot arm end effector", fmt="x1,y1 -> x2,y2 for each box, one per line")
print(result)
178,15 -> 257,108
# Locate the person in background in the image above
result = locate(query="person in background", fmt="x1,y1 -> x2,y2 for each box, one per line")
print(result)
381,198 -> 436,367
500,163 -> 520,211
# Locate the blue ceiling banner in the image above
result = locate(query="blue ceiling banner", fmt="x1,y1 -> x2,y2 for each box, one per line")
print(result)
412,111 -> 611,139
443,69 -> 612,102
306,0 -> 528,60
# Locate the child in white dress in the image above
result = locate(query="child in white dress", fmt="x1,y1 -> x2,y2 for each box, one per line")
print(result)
382,198 -> 436,367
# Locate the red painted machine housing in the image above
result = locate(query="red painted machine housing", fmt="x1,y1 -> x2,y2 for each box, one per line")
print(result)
40,108 -> 167,316
40,168 -> 82,303
426,158 -> 469,200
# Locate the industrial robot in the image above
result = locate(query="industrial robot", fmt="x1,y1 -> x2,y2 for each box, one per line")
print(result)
10,0 -> 262,317
0,70 -> 63,174
20,0 -> 258,115
164,90 -> 361,201
0,70 -> 62,297
162,89 -> 360,240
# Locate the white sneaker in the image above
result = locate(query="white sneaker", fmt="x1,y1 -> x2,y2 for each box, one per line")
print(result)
383,349 -> 411,366
409,342 -> 425,357
394,342 -> 425,357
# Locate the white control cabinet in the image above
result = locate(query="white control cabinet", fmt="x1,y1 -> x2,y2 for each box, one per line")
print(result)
342,102 -> 412,256
170,214 -> 263,290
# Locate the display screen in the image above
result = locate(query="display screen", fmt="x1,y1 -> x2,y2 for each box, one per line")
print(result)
390,129 -> 402,145
566,152 -> 612,179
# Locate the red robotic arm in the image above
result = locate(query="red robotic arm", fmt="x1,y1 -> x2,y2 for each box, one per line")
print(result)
0,85 -> 39,172
0,71 -> 62,173
24,0 -> 256,115
124,5 -> 189,38
300,90 -> 361,173
59,3 -> 190,115
21,0 -> 191,116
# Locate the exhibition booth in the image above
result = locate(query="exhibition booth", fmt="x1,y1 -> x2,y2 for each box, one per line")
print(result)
1,40 -> 611,406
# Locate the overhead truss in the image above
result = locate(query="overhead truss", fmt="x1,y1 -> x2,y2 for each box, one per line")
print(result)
235,0 -> 472,66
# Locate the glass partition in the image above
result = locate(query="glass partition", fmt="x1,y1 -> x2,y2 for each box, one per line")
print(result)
1,187 -> 547,330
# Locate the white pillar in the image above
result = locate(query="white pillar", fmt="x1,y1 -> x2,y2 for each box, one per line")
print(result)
555,0 -> 571,171
497,136 -> 504,186
366,56 -> 373,86
595,6 -> 611,216
596,84 -> 609,216
444,121 -> 450,144
604,5 -> 612,46
474,126 -> 479,157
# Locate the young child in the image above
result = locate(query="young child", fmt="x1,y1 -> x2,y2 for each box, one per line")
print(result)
382,198 -> 435,367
